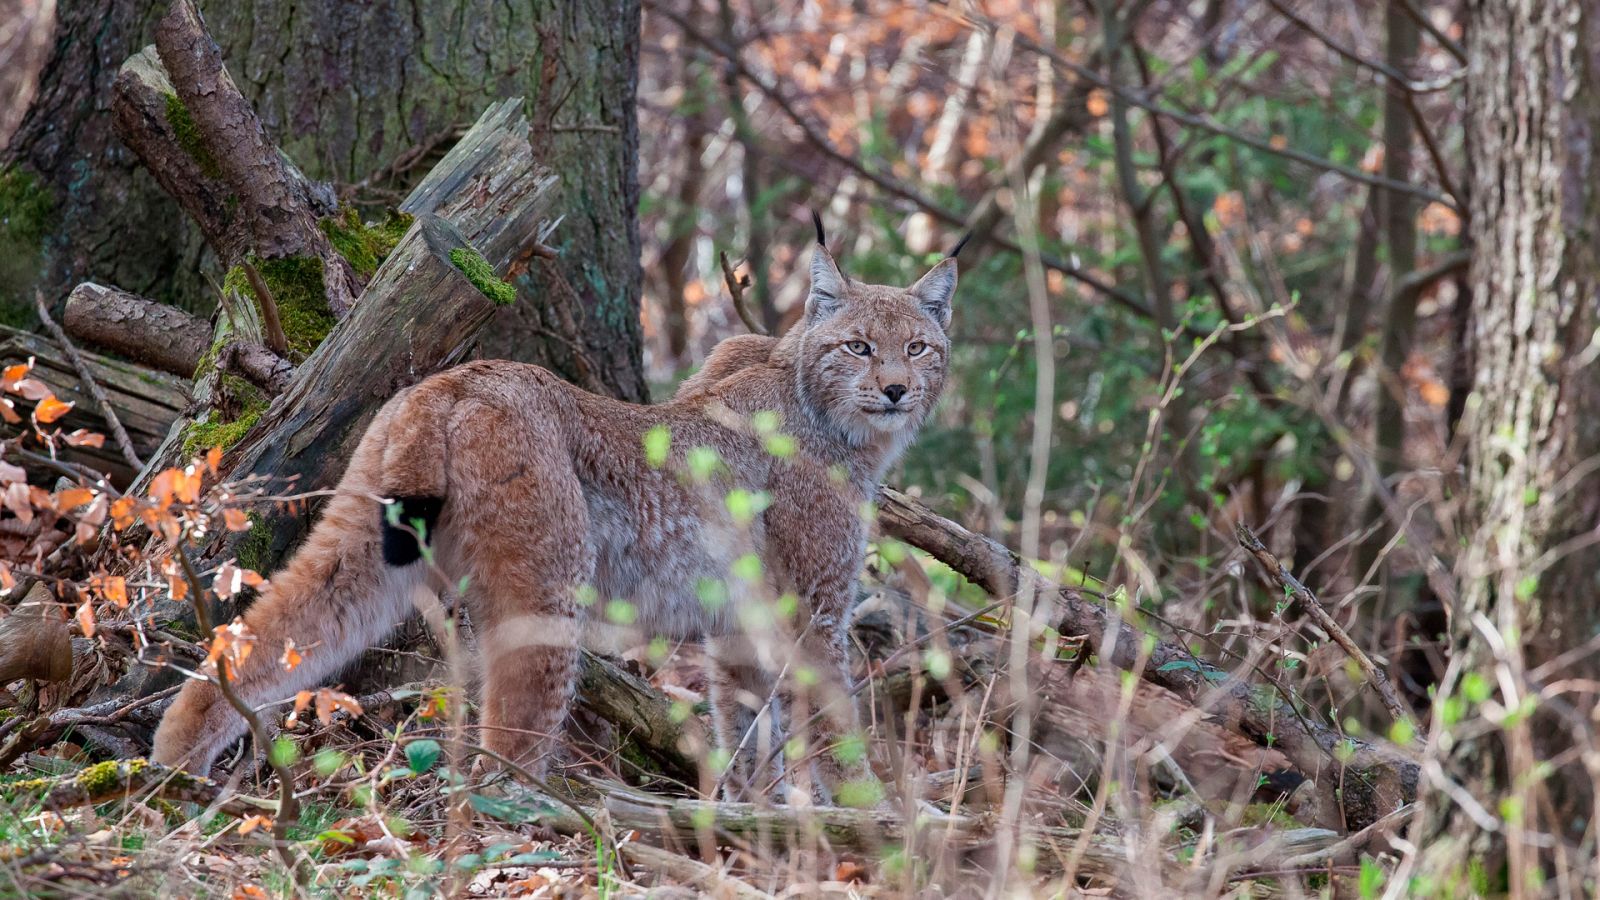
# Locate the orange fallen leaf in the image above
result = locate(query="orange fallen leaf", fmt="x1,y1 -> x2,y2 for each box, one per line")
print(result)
237,815 -> 273,836
33,396 -> 74,424
75,601 -> 96,638
281,639 -> 303,672
55,487 -> 95,510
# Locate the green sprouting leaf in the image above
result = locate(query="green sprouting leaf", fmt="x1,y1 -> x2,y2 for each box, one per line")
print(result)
724,489 -> 770,524
405,739 -> 441,775
1359,855 -> 1386,898
731,553 -> 762,582
643,424 -> 671,468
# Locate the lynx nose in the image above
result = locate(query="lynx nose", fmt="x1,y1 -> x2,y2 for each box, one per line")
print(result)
882,384 -> 907,404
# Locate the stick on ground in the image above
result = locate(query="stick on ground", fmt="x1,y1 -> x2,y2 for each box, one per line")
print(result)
34,291 -> 144,471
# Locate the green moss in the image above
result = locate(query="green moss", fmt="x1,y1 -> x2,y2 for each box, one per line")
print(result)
181,409 -> 261,458
181,377 -> 267,458
1238,802 -> 1303,829
163,93 -> 222,179
192,334 -> 223,381
449,246 -> 517,305
235,512 -> 274,574
75,759 -> 146,795
320,207 -> 413,277
0,166 -> 55,328
224,255 -> 337,360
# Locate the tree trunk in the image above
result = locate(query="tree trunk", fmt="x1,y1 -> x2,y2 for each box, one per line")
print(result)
1425,0 -> 1600,888
5,0 -> 646,400
1358,1 -> 1420,580
2,0 -> 203,314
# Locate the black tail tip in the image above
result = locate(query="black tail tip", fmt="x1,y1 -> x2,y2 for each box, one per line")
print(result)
381,496 -> 445,566
811,209 -> 827,247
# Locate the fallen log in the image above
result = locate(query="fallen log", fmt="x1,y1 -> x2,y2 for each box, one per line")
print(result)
62,283 -> 210,379
0,326 -> 189,486
874,487 -> 1418,831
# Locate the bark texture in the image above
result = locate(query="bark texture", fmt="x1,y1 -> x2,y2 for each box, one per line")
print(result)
7,0 -> 646,396
1430,0 -> 1600,879
62,282 -> 210,378
2,0 -> 202,309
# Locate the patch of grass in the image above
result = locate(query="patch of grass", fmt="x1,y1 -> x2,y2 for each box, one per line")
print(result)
448,247 -> 517,305
321,207 -> 413,278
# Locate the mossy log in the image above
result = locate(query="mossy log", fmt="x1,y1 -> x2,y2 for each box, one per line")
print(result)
0,325 -> 189,486
152,0 -> 358,315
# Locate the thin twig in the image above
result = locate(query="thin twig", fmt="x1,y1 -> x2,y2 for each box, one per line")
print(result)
1234,522 -> 1412,725
33,291 -> 144,472
646,0 -> 1156,320
718,251 -> 768,337
175,549 -> 304,880
240,261 -> 290,358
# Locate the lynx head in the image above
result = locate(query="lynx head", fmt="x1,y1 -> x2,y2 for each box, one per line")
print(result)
793,215 -> 963,448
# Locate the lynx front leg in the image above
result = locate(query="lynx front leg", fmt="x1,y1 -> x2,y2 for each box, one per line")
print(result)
705,637 -> 780,800
781,618 -> 877,807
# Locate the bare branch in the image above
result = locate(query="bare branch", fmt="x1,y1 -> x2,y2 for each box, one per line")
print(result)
1235,522 -> 1412,724
34,291 -> 144,471
718,251 -> 768,337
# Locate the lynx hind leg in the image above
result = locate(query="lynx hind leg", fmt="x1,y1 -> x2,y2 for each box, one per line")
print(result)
152,403 -> 417,774
447,411 -> 592,780
705,637 -> 780,800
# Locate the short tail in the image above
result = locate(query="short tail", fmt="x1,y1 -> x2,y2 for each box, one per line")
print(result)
377,381 -> 457,566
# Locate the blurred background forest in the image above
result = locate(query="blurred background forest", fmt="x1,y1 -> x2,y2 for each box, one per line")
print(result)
2,0 -> 1598,896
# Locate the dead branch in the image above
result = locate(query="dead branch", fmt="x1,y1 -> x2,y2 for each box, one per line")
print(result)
718,251 -> 768,337
34,292 -> 143,471
240,262 -> 291,357
152,0 -> 357,315
175,549 -> 301,876
62,283 -> 211,378
620,843 -> 772,899
1235,522 -> 1411,724
219,341 -> 295,395
874,487 -> 1420,831
0,758 -> 272,820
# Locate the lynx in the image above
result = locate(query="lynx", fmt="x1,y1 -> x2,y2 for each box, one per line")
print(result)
152,220 -> 960,802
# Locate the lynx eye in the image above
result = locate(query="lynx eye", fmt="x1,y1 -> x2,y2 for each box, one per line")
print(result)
844,340 -> 872,356
906,341 -> 927,357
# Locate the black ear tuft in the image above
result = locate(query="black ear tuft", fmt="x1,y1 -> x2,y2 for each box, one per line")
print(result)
948,231 -> 973,259
381,496 -> 445,566
811,209 -> 827,248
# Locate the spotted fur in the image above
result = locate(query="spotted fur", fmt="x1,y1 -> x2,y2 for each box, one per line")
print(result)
152,241 -> 958,802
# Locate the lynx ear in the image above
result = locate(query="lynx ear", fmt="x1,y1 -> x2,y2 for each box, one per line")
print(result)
806,241 -> 848,321
910,257 -> 958,329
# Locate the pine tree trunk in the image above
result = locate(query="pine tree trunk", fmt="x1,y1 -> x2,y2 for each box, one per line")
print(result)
1427,0 -> 1600,885
5,0 -> 646,400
